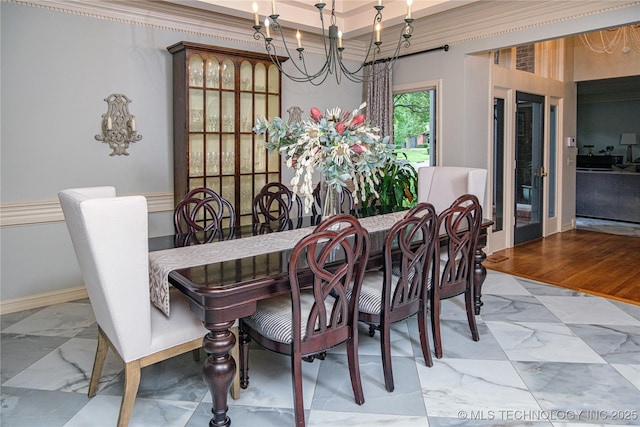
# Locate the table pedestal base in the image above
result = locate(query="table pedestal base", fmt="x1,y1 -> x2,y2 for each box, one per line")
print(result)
473,246 -> 487,315
203,321 -> 236,427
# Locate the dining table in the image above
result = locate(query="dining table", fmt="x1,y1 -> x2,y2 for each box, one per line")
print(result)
148,207 -> 492,427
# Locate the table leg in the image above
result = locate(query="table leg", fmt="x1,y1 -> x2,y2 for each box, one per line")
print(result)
202,320 -> 236,427
473,246 -> 487,315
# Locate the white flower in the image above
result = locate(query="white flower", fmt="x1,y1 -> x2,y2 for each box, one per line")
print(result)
253,102 -> 397,213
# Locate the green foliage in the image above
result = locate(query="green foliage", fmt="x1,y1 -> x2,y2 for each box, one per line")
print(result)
364,154 -> 418,209
395,148 -> 430,163
393,91 -> 431,148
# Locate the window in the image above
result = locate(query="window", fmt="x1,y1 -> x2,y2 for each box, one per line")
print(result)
393,90 -> 436,165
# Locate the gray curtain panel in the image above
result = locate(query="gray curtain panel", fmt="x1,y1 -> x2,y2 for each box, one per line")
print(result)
365,62 -> 393,143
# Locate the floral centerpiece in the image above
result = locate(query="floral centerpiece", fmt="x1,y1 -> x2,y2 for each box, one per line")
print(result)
253,102 -> 399,213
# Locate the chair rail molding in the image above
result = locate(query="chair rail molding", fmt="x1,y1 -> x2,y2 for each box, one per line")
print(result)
0,192 -> 174,227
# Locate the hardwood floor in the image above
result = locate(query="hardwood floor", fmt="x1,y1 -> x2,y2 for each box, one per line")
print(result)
484,229 -> 640,305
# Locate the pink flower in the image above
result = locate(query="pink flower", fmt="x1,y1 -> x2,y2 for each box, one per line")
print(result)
335,122 -> 346,135
349,114 -> 365,128
310,107 -> 323,122
351,143 -> 368,154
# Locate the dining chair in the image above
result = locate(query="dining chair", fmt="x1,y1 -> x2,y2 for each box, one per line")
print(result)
431,194 -> 482,358
238,214 -> 371,427
173,187 -> 236,243
417,166 -> 487,213
252,182 -> 303,231
357,202 -> 438,392
58,186 -> 207,427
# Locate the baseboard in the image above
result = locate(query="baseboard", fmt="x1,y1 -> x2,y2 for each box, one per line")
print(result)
0,286 -> 88,315
561,220 -> 576,232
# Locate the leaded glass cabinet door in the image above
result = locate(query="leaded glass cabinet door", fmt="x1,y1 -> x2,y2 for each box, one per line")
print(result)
168,42 -> 286,226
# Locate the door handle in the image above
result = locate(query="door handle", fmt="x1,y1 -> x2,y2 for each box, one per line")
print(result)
538,166 -> 548,177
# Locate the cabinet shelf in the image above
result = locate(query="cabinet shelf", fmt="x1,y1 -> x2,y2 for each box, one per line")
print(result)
168,41 -> 287,225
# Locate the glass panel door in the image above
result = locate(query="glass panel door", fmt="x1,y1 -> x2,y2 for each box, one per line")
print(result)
493,97 -> 505,232
514,92 -> 544,245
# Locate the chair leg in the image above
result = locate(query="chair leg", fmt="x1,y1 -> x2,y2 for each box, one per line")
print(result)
346,333 -> 365,405
431,293 -> 443,359
380,321 -> 394,392
117,360 -> 141,427
465,288 -> 479,341
418,303 -> 433,367
88,327 -> 109,398
192,348 -> 201,362
291,354 -> 306,427
229,326 -> 240,400
239,325 -> 250,389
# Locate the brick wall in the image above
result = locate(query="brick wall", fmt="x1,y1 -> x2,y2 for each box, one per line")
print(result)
516,44 -> 535,73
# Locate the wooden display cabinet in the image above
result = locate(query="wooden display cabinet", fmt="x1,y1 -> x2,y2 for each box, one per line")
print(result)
167,41 -> 286,225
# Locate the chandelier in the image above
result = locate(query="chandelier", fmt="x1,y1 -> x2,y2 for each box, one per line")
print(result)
579,24 -> 640,54
251,0 -> 415,85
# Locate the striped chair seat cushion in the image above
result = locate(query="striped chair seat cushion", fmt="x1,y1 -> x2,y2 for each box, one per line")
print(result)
242,291 -> 337,344
356,266 -> 416,315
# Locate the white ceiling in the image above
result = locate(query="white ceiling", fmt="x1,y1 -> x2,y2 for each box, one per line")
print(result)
157,0 -> 640,57
165,1 -> 478,38
21,0 -> 639,59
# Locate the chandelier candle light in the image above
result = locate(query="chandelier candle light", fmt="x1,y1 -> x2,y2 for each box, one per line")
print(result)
254,103 -> 401,215
251,0 -> 415,85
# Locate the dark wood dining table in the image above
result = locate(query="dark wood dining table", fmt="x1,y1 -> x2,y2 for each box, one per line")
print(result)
149,208 -> 492,427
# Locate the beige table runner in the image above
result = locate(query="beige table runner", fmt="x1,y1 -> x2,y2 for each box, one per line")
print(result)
149,211 -> 406,316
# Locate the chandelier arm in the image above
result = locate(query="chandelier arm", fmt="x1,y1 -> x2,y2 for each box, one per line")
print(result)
257,33 -> 323,84
332,15 -> 382,81
251,0 -> 417,85
341,20 -> 413,83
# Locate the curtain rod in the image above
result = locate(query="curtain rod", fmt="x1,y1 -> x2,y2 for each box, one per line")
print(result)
367,44 -> 450,65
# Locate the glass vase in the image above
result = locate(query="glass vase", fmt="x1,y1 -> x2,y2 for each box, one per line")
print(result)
321,177 -> 341,221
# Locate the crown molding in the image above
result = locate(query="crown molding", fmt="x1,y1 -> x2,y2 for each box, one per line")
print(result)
9,0 -> 639,73
0,192 -> 174,227
7,0 -> 368,60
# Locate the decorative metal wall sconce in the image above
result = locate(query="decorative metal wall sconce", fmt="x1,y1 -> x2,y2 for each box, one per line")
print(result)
95,94 -> 142,156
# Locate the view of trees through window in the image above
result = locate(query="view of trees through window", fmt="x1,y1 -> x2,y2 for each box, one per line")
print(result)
393,91 -> 431,163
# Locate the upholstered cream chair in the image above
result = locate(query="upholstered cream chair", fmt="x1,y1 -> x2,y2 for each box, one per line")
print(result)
59,186 -> 208,427
417,166 -> 487,213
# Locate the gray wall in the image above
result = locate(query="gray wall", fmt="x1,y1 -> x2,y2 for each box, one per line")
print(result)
0,2 -> 361,302
392,4 -> 639,234
2,1 -> 639,304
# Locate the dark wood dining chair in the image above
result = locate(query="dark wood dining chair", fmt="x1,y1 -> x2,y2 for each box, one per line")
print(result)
431,194 -> 482,358
239,214 -> 370,427
173,187 -> 235,243
252,182 -> 303,232
357,202 -> 438,392
311,182 -> 355,218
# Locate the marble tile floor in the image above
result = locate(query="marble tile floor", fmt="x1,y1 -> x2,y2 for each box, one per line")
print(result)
2,271 -> 640,427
